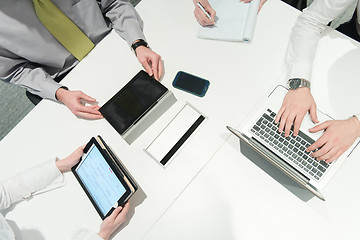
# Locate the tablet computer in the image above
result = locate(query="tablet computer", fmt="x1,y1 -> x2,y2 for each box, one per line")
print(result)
99,70 -> 168,135
72,137 -> 136,219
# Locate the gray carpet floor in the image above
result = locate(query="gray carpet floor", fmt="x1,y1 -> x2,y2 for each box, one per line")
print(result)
0,0 -> 141,142
0,81 -> 34,140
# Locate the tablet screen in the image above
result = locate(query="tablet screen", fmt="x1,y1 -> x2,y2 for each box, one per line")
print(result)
76,145 -> 126,216
100,71 -> 168,134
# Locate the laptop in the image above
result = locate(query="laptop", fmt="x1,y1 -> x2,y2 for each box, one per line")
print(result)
227,85 -> 359,200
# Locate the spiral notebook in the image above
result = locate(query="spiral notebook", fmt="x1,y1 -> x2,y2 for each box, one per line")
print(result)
197,0 -> 260,42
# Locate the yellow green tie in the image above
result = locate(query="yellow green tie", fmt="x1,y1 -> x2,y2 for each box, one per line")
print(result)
32,0 -> 95,61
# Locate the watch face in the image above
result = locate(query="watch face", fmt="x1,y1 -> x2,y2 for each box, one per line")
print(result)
289,78 -> 301,89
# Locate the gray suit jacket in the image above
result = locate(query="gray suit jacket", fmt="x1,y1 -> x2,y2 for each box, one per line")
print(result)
0,0 -> 145,100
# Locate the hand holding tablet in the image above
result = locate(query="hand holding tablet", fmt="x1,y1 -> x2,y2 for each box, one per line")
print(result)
98,202 -> 131,240
72,136 -> 138,219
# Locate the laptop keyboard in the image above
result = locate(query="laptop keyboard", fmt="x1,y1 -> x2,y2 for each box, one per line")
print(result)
250,109 -> 331,181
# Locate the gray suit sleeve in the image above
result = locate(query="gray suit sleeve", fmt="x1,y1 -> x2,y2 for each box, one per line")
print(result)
0,50 -> 63,101
99,0 -> 146,46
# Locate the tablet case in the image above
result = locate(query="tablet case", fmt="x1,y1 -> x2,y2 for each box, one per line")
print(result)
96,135 -> 138,191
72,136 -> 138,219
99,70 -> 169,137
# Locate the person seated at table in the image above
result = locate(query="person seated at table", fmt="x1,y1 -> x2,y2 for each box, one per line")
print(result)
0,146 -> 130,240
0,0 -> 163,119
193,0 -> 267,26
275,0 -> 360,163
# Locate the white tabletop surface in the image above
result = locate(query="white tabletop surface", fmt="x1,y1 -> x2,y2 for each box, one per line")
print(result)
1,0 -> 360,239
141,0 -> 360,239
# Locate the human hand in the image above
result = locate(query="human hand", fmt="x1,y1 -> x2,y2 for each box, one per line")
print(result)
135,46 -> 163,81
193,0 -> 216,26
56,88 -> 103,119
98,202 -> 130,240
56,145 -> 85,173
275,88 -> 318,137
306,117 -> 360,163
241,0 -> 267,12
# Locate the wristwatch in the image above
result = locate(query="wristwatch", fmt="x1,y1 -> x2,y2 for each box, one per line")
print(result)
131,39 -> 148,52
288,78 -> 311,90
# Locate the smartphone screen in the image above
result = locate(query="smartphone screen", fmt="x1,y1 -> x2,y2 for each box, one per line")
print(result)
172,71 -> 210,97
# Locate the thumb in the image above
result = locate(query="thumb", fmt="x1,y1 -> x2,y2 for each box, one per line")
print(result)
143,61 -> 153,77
309,121 -> 329,133
108,206 -> 123,221
309,104 -> 319,123
79,92 -> 96,102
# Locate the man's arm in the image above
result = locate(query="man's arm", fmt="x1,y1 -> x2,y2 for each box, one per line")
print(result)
306,116 -> 360,162
0,159 -> 63,211
276,0 -> 355,136
0,53 -> 102,119
0,146 -> 84,211
98,0 -> 163,80
99,0 -> 145,46
0,52 -> 64,101
286,0 -> 353,81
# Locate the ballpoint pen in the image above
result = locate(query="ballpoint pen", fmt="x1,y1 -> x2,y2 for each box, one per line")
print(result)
196,1 -> 212,20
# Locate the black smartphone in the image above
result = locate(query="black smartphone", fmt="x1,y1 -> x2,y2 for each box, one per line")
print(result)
172,71 -> 210,97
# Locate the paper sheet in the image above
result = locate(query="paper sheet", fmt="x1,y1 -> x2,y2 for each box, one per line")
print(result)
197,0 -> 260,42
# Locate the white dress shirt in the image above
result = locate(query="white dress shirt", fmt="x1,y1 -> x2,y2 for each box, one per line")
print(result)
0,159 -> 102,240
286,0 -> 360,120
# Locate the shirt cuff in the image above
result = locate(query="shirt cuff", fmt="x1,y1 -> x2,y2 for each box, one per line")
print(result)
72,227 -> 104,240
115,22 -> 146,47
288,61 -> 313,81
112,5 -> 146,46
20,158 -> 64,200
40,79 -> 66,102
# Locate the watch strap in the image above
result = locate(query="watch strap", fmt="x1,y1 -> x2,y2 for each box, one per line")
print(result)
301,79 -> 311,89
131,39 -> 148,51
288,78 -> 311,90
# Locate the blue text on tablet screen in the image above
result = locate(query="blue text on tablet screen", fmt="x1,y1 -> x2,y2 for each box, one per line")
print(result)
77,146 -> 126,215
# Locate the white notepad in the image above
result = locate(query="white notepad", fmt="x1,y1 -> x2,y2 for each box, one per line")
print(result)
145,104 -> 206,167
197,0 -> 260,42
